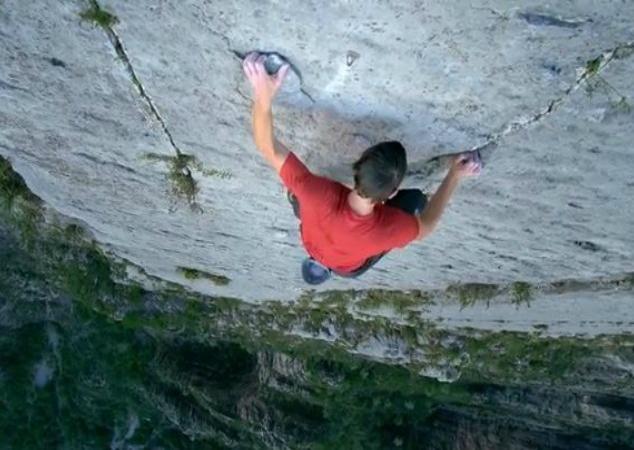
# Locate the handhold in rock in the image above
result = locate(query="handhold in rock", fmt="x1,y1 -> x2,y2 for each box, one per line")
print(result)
346,50 -> 360,67
235,50 -> 290,75
460,149 -> 483,175
262,52 -> 288,75
518,11 -> 586,28
238,50 -> 303,101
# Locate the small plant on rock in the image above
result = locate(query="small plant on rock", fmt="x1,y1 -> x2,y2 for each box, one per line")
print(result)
168,153 -> 200,208
143,152 -> 231,211
583,56 -> 630,112
79,2 -> 118,28
511,282 -> 532,309
447,283 -> 498,310
177,266 -> 230,286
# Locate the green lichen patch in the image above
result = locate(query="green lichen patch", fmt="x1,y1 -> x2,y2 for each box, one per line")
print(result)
356,289 -> 432,314
511,281 -> 532,308
168,153 -> 199,207
585,56 -> 602,76
447,282 -> 499,310
143,152 -> 230,209
178,266 -> 231,286
79,3 -> 118,28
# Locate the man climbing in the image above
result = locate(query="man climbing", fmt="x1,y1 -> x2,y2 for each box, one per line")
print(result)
243,52 -> 481,284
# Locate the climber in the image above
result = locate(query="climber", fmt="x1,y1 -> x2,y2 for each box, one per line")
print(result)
242,52 -> 481,284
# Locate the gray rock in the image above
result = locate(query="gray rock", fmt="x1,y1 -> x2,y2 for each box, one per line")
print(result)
1,0 -> 633,307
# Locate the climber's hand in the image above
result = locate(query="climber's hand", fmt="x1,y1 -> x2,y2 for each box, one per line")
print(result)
242,52 -> 290,106
449,151 -> 481,178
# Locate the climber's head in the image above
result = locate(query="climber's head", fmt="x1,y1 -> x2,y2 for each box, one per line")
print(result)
353,141 -> 407,203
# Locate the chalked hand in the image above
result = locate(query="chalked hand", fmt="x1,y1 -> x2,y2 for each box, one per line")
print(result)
242,52 -> 290,106
450,151 -> 482,177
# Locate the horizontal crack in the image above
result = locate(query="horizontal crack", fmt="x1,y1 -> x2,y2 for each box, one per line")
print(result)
468,40 -> 634,154
407,41 -> 634,182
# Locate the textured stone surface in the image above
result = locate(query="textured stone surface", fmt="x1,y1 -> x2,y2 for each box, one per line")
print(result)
1,0 -> 633,304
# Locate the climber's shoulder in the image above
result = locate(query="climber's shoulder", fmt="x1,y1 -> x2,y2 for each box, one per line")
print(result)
280,152 -> 341,204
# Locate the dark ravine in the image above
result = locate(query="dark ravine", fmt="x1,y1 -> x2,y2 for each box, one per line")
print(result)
1,157 -> 633,449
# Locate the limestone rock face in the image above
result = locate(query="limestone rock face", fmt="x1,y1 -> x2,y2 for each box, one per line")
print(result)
1,0 -> 633,302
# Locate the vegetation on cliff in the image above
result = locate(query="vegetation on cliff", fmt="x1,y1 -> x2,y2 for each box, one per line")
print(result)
1,155 -> 633,449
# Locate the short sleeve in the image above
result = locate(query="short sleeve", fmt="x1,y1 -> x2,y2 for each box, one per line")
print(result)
383,209 -> 420,249
279,152 -> 338,205
279,152 -> 312,193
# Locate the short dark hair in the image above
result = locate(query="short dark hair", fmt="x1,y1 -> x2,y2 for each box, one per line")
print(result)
353,141 -> 407,202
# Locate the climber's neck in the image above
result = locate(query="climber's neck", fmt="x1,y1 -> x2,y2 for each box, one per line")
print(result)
347,190 -> 376,216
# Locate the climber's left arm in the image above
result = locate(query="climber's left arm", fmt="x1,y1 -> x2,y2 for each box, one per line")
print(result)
243,52 -> 291,174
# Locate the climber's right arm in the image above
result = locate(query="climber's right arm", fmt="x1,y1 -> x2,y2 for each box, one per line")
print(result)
243,52 -> 291,174
250,100 -> 289,173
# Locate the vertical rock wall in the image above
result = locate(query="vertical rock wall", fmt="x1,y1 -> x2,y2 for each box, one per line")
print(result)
1,0 -> 633,301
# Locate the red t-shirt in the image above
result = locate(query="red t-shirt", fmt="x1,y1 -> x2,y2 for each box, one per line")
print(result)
280,152 -> 420,273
